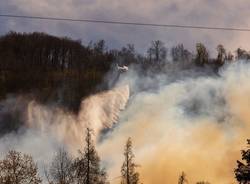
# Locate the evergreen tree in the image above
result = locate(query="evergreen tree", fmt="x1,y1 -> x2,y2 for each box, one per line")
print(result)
121,137 -> 140,184
74,128 -> 108,184
216,44 -> 226,66
195,43 -> 209,66
196,182 -> 210,184
178,172 -> 188,184
235,139 -> 250,183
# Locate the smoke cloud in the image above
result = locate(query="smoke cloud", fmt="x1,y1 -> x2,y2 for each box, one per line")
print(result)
98,62 -> 250,184
0,85 -> 129,175
26,84 -> 129,152
1,61 -> 250,183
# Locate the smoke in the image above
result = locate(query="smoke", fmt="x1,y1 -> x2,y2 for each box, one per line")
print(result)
25,85 -> 129,152
97,62 -> 250,184
1,61 -> 250,183
0,85 -> 129,176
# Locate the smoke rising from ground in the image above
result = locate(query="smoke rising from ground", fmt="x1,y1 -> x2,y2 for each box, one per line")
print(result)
98,62 -> 250,184
26,85 -> 129,151
1,61 -> 250,183
0,85 -> 129,177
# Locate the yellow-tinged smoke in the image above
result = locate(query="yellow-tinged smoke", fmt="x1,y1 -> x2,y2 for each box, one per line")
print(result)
98,62 -> 250,184
4,62 -> 250,184
26,85 -> 130,152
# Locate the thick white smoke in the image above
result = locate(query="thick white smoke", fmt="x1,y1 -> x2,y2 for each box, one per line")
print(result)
98,62 -> 250,184
0,84 -> 129,178
1,61 -> 250,184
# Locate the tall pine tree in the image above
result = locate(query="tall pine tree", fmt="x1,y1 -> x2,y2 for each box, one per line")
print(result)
74,128 -> 108,184
121,137 -> 140,184
178,172 -> 188,184
235,139 -> 250,183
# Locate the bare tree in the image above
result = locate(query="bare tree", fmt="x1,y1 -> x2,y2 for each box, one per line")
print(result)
171,44 -> 192,63
147,40 -> 167,63
121,137 -> 140,184
0,150 -> 41,184
45,148 -> 75,184
236,48 -> 250,60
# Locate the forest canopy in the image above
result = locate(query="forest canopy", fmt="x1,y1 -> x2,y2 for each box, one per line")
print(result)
0,31 -> 249,111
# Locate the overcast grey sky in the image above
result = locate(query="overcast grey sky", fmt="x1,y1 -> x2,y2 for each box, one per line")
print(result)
1,0 -> 250,54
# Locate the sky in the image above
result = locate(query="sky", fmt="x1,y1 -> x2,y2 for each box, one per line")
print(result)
1,0 -> 250,54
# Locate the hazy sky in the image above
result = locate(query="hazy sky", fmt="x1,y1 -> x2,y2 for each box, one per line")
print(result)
1,0 -> 250,54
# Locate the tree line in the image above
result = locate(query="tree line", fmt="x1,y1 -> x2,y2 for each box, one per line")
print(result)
1,32 -> 250,112
0,128 -> 140,184
1,129 -> 250,183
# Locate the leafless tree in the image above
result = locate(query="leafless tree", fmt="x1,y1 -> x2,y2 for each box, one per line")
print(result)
147,40 -> 167,63
45,148 -> 75,184
0,150 -> 41,184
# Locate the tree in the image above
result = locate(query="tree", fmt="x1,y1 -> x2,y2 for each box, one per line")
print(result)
121,137 -> 140,184
195,43 -> 209,66
216,44 -> 226,66
178,172 -> 188,184
196,182 -> 210,184
235,139 -> 250,183
74,128 -> 108,184
226,51 -> 234,62
45,148 -> 75,184
93,40 -> 107,54
147,40 -> 167,63
236,48 -> 250,60
0,150 -> 41,184
117,44 -> 137,65
171,44 -> 192,62
0,32 -> 115,112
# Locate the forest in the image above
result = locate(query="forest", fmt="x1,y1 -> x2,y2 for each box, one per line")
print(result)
1,31 -> 249,112
0,127 -> 250,184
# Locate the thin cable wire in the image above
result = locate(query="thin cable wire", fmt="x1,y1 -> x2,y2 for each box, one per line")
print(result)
0,14 -> 250,32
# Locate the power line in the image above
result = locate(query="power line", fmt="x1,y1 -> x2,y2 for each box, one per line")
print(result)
0,14 -> 250,32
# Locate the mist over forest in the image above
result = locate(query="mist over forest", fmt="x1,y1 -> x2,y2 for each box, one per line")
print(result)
1,31 -> 250,184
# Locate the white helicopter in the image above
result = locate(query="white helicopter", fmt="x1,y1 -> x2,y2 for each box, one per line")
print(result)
117,64 -> 128,72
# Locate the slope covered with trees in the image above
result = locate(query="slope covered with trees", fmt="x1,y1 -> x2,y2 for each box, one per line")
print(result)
0,32 -> 114,111
2,31 -> 250,112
